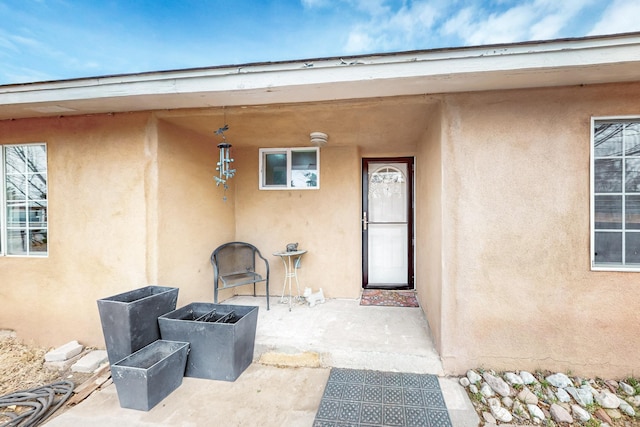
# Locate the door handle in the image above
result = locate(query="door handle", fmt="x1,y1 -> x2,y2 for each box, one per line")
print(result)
362,211 -> 368,231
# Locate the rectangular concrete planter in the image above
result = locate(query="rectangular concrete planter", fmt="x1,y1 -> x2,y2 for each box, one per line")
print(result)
158,302 -> 258,381
97,286 -> 179,364
111,340 -> 189,411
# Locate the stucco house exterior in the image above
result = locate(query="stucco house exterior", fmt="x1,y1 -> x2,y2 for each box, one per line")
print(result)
1,32 -> 639,378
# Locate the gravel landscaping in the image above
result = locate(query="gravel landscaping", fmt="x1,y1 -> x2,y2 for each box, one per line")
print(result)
460,369 -> 640,426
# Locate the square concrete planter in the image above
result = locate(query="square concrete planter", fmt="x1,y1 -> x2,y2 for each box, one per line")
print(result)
111,340 -> 189,411
158,302 -> 258,381
97,286 -> 179,364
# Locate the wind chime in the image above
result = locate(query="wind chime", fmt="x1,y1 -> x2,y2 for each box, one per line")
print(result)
214,124 -> 235,201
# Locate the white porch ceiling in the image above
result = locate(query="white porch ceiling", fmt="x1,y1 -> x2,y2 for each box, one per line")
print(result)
156,96 -> 438,152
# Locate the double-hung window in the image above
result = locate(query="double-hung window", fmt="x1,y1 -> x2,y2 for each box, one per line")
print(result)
1,143 -> 48,256
259,147 -> 319,190
591,118 -> 640,270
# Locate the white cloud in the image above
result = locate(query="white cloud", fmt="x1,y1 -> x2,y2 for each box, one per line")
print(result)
529,13 -> 566,40
588,0 -> 640,36
441,7 -> 473,40
389,2 -> 439,36
300,0 -> 329,8
9,34 -> 42,50
0,36 -> 18,53
343,1 -> 441,53
442,3 -> 535,45
347,0 -> 390,16
0,28 -> 43,54
345,29 -> 375,52
530,0 -> 598,40
302,0 -> 389,15
339,0 -> 607,54
442,0 -> 597,46
1,64 -> 54,84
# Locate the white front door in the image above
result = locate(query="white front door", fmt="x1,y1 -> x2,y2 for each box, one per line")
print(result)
362,158 -> 414,288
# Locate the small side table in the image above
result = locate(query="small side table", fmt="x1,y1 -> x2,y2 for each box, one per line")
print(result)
273,250 -> 307,311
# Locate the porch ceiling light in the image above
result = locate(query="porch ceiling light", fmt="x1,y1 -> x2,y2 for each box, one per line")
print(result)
214,124 -> 235,200
310,132 -> 328,147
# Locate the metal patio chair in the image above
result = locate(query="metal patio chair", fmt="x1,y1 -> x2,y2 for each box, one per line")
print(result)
211,242 -> 270,310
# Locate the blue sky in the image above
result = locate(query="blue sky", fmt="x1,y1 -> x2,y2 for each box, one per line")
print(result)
0,0 -> 639,85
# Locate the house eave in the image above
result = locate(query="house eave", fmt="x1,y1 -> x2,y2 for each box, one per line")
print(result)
1,32 -> 639,121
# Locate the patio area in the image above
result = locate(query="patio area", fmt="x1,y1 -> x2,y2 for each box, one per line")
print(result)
43,296 -> 479,426
239,295 -> 445,375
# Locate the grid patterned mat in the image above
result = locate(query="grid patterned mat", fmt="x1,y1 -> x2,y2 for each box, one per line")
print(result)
313,368 -> 453,427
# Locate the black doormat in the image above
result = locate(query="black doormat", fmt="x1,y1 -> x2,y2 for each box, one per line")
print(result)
313,368 -> 453,427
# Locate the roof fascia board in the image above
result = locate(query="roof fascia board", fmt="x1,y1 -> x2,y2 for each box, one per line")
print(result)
3,32 -> 639,90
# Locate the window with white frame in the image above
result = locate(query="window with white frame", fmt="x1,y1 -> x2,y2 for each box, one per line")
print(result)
591,118 -> 640,269
259,147 -> 319,190
1,143 -> 48,256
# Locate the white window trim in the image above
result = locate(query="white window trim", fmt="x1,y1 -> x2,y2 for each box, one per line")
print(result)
590,115 -> 640,272
1,142 -> 49,258
258,147 -> 320,190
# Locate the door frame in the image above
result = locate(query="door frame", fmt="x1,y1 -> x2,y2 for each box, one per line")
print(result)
361,157 -> 415,289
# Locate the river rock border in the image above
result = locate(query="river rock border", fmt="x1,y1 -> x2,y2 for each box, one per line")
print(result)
459,369 -> 640,426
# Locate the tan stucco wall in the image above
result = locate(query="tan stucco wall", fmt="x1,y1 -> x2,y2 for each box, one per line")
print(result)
439,82 -> 640,378
0,113 -> 154,348
233,144 -> 362,299
415,104 -> 444,352
155,119 -> 235,307
0,113 -> 242,348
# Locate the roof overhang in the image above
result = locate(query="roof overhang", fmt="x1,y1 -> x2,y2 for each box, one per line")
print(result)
1,32 -> 639,121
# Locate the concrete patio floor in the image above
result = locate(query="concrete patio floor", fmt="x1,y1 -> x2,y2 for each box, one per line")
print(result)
43,296 -> 479,426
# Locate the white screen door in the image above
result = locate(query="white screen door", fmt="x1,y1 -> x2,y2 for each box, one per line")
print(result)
362,158 -> 414,288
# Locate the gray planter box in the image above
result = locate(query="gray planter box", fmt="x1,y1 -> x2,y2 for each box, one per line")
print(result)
97,286 -> 179,364
111,340 -> 189,411
158,302 -> 258,381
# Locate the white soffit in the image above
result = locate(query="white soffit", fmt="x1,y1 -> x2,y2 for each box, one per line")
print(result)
0,33 -> 639,120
